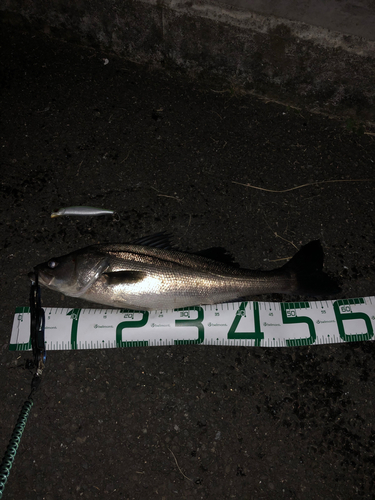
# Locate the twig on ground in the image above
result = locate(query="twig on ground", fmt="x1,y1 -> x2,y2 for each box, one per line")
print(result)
150,186 -> 182,202
232,178 -> 375,193
167,447 -> 193,482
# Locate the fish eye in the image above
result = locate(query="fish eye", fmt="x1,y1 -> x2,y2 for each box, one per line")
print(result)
48,260 -> 58,269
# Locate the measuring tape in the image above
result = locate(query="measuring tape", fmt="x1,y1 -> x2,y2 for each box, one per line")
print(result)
9,297 -> 375,351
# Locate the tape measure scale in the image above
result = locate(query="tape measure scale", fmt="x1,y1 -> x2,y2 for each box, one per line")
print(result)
9,297 -> 375,351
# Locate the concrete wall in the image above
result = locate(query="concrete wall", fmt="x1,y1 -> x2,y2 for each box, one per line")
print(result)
211,0 -> 375,40
1,0 -> 374,120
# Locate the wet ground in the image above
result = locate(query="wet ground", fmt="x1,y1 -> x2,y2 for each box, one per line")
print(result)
1,23 -> 375,500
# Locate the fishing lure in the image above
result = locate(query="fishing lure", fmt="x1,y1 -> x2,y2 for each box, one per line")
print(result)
51,206 -> 119,220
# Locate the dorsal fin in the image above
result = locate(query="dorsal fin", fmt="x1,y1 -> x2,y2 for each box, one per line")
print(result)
131,232 -> 174,249
193,247 -> 239,267
131,234 -> 239,267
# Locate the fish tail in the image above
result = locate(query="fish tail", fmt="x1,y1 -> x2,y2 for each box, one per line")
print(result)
282,240 -> 340,296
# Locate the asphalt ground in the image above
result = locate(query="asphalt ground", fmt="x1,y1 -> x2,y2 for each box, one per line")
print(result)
1,23 -> 375,500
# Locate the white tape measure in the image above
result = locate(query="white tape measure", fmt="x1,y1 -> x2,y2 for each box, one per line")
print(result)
9,297 -> 375,351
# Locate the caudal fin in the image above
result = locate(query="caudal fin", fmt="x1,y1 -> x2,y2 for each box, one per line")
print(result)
282,240 -> 340,296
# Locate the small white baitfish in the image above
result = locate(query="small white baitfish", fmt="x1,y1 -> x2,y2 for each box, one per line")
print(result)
29,233 -> 340,311
51,206 -> 117,218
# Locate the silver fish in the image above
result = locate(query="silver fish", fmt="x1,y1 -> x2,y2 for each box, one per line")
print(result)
29,233 -> 340,311
51,206 -> 118,218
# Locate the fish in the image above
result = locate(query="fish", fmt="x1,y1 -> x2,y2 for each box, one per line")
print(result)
29,233 -> 340,311
51,206 -> 118,219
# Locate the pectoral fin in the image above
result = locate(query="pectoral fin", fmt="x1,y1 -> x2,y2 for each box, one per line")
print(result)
102,271 -> 147,286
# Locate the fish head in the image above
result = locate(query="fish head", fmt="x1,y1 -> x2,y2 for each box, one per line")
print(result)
29,247 -> 109,297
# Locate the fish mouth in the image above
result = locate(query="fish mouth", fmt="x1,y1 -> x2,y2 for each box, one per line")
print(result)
28,271 -> 36,283
28,267 -> 54,287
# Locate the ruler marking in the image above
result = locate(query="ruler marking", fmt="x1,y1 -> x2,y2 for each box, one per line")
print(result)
10,297 -> 375,351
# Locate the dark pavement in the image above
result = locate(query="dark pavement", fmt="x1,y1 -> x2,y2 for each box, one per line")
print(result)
1,24 -> 375,499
